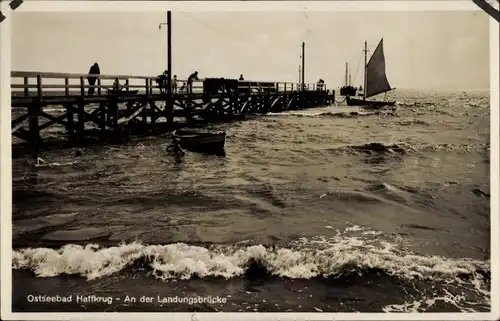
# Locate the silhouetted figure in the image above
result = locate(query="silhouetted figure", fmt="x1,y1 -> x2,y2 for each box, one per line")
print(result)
239,74 -> 244,81
316,79 -> 325,91
172,75 -> 178,94
179,82 -> 186,93
187,71 -> 199,94
87,63 -> 100,95
155,70 -> 169,94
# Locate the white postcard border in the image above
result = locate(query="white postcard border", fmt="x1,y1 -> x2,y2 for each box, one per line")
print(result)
1,1 -> 498,321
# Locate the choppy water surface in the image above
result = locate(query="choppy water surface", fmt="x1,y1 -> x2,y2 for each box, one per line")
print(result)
12,89 -> 491,313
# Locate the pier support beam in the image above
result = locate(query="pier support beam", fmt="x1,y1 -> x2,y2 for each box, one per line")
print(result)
65,103 -> 76,142
28,103 -> 40,159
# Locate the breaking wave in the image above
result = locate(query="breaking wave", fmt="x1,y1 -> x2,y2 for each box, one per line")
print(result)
327,142 -> 489,155
266,110 -> 398,119
394,119 -> 432,126
395,101 -> 436,108
13,236 -> 489,284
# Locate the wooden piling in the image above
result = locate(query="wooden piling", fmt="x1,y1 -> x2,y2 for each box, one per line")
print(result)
78,76 -> 85,142
65,103 -> 75,142
23,77 -> 29,97
97,78 -> 102,95
99,102 -> 106,136
28,75 -> 43,158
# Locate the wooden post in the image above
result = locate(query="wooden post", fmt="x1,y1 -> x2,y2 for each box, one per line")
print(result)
65,78 -> 69,96
150,101 -> 157,130
97,78 -> 102,95
113,77 -> 119,133
28,75 -> 42,158
28,103 -> 39,159
80,76 -> 85,97
145,79 -> 149,96
65,103 -> 75,142
142,102 -> 147,126
125,79 -> 130,91
99,102 -> 106,136
23,77 -> 29,97
78,76 -> 85,142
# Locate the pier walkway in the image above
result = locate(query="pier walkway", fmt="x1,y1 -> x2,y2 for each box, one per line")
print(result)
10,71 -> 335,156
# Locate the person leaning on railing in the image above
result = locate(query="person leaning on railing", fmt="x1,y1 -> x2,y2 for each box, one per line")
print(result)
187,71 -> 199,94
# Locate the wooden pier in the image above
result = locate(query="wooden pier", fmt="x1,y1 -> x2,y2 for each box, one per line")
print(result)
10,71 -> 335,156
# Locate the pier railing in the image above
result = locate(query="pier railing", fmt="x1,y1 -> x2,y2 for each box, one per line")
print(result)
11,71 -> 324,98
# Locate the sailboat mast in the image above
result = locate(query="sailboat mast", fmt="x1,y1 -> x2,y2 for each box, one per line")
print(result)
363,41 -> 367,101
348,65 -> 351,86
345,62 -> 348,87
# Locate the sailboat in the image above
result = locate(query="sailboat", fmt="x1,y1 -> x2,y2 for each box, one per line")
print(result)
346,38 -> 396,109
339,62 -> 357,96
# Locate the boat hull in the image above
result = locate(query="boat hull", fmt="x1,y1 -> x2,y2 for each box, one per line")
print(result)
346,97 -> 395,109
173,129 -> 226,154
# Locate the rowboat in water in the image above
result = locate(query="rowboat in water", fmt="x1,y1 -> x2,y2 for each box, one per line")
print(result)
172,129 -> 226,154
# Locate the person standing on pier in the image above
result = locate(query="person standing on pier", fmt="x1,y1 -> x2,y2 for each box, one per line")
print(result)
187,71 -> 199,94
156,70 -> 169,94
239,74 -> 244,81
87,63 -> 100,95
172,75 -> 178,94
316,79 -> 325,91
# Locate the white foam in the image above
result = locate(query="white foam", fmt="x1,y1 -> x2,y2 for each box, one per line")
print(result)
382,289 -> 486,313
34,160 -> 78,168
13,234 -> 489,284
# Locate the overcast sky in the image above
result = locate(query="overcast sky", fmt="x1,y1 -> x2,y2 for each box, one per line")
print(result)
11,10 -> 490,89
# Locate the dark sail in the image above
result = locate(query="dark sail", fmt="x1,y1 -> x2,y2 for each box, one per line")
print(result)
365,39 -> 392,98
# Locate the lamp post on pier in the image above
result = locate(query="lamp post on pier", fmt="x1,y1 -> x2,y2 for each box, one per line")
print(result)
301,42 -> 305,91
158,11 -> 173,127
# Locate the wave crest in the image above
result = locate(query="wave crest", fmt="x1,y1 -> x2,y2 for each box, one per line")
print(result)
327,142 -> 489,155
266,110 -> 398,119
